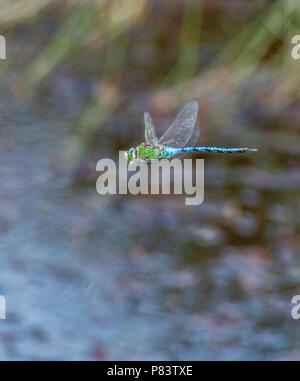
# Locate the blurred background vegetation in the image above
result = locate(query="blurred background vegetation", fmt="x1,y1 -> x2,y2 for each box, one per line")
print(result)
0,0 -> 299,360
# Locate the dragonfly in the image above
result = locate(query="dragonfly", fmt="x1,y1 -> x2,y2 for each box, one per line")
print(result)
126,100 -> 257,163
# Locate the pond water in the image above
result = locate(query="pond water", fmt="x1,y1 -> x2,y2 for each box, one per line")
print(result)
0,1 -> 299,360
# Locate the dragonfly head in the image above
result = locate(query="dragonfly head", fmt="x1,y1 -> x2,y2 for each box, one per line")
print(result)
126,147 -> 136,162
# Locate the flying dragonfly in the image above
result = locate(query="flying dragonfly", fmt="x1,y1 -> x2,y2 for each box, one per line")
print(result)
126,100 -> 257,163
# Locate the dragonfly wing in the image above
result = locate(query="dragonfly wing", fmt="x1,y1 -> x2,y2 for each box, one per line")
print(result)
158,100 -> 198,148
186,124 -> 200,146
171,125 -> 200,159
144,112 -> 158,145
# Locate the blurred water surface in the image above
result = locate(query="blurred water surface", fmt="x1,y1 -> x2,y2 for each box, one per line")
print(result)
0,0 -> 299,360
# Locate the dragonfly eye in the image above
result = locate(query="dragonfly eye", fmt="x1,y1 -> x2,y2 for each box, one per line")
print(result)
127,147 -> 136,162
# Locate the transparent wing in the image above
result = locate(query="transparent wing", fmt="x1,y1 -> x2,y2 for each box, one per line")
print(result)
186,125 -> 200,147
171,125 -> 200,159
144,112 -> 158,145
158,100 -> 198,148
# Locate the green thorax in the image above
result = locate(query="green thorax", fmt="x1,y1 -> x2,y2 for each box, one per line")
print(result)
137,143 -> 164,160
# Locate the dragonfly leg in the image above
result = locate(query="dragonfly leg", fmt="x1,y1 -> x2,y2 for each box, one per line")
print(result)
146,158 -> 169,164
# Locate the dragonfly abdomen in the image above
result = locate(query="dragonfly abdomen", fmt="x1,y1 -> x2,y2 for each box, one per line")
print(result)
164,146 -> 257,157
189,147 -> 257,154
